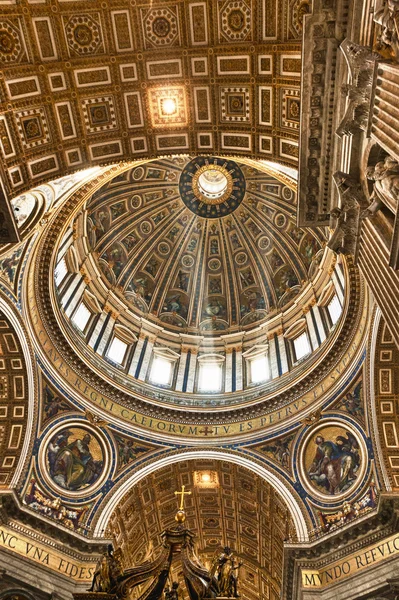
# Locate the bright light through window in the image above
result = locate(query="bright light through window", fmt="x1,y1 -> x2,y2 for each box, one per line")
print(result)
294,332 -> 311,361
328,294 -> 342,325
250,355 -> 269,384
198,363 -> 222,392
106,337 -> 128,364
54,257 -> 68,286
150,356 -> 173,386
71,303 -> 91,332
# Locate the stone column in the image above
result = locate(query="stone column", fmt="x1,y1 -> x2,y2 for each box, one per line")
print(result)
128,333 -> 146,378
221,332 -> 244,392
95,312 -> 116,355
370,63 -> 399,164
335,258 -> 345,289
312,304 -> 327,343
175,346 -> 189,392
277,330 -> 289,374
225,349 -> 233,393
88,312 -> 108,349
331,270 -> 344,305
137,334 -> 156,381
185,347 -> 198,393
304,303 -> 319,351
64,278 -> 86,317
359,217 -> 399,348
58,228 -> 73,259
59,273 -> 81,308
176,335 -> 203,393
128,323 -> 163,380
269,334 -> 279,379
235,345 -> 243,391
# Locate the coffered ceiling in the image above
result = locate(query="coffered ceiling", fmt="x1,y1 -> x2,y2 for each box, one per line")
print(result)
109,460 -> 295,600
0,0 -> 306,196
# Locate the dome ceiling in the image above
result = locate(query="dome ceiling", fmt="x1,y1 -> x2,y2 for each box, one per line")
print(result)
83,157 -> 325,333
28,159 -> 366,424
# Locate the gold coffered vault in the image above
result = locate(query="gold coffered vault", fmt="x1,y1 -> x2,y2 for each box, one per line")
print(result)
0,0 -> 302,196
0,0 -> 399,600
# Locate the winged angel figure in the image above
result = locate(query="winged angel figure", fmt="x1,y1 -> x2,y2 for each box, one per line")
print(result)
337,381 -> 364,419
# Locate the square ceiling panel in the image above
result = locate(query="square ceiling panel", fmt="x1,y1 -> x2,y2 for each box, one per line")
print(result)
148,86 -> 187,128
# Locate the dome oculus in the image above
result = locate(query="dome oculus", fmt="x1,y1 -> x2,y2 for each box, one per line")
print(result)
179,156 -> 246,218
196,168 -> 229,203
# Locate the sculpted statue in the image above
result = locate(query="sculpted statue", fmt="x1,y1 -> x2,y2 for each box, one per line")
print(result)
333,172 -> 366,211
363,155 -> 399,216
88,544 -> 122,593
211,546 -> 242,597
327,206 -> 359,256
374,0 -> 399,57
336,40 -> 381,137
327,171 -> 365,256
337,86 -> 371,136
164,582 -> 180,600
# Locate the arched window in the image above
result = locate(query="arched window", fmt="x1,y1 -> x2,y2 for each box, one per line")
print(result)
327,294 -> 342,325
243,344 -> 270,385
293,332 -> 311,361
149,347 -> 180,387
105,324 -> 137,367
197,354 -> 225,393
107,336 -> 128,364
71,301 -> 91,332
54,256 -> 68,286
318,281 -> 343,329
284,319 -> 311,363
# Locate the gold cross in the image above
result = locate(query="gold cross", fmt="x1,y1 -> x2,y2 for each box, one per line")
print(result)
174,485 -> 191,510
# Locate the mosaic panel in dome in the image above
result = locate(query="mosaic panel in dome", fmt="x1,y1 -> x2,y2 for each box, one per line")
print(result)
82,157 -> 325,333
41,376 -> 75,427
331,376 -> 365,423
301,423 -> 363,498
45,426 -> 105,493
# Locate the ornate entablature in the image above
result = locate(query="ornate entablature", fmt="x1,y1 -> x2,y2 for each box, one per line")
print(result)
0,0 -> 303,197
298,0 -> 351,228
